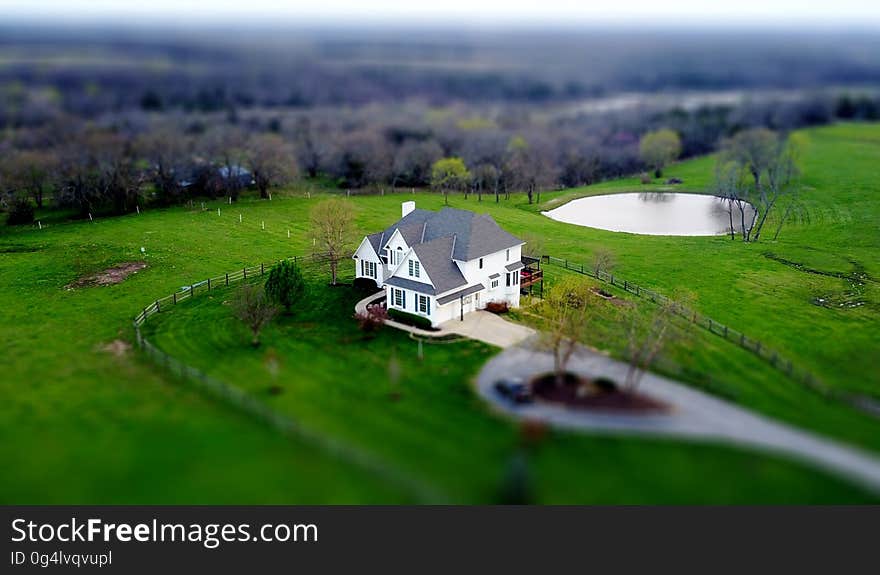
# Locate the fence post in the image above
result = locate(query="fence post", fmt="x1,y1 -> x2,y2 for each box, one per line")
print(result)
243,268 -> 247,280
207,278 -> 211,290
624,280 -> 628,291
723,325 -> 728,338
564,259 -> 568,269
173,292 -> 177,304
190,285 -> 194,298
155,300 -> 160,313
226,273 -> 229,286
261,263 -> 265,275
610,274 -> 614,285
708,318 -> 713,332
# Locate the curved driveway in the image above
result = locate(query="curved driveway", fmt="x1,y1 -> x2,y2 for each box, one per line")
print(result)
478,339 -> 880,495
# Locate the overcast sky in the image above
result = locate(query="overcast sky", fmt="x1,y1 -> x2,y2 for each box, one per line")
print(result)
3,0 -> 880,27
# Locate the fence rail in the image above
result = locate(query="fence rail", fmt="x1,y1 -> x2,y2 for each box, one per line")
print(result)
132,252 -> 445,502
544,255 -> 830,397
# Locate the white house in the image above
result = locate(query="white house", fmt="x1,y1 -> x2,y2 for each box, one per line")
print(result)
353,201 -> 526,327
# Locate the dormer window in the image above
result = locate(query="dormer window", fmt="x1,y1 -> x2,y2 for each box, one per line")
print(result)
479,257 -> 483,269
408,260 -> 420,278
392,246 -> 403,266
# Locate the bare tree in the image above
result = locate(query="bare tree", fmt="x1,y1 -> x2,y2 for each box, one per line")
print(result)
592,248 -> 616,277
538,278 -> 595,386
391,139 -> 442,189
136,125 -> 191,206
204,126 -> 248,200
711,160 -> 753,241
751,135 -> 802,241
5,150 -> 57,209
246,133 -> 298,199
624,300 -> 678,390
721,128 -> 779,194
233,284 -> 279,347
718,129 -> 802,241
505,135 -> 556,204
310,198 -> 356,285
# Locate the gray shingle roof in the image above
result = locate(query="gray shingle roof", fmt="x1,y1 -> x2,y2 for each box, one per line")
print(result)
411,236 -> 467,294
436,283 -> 486,306
380,209 -> 434,250
378,207 -> 522,261
385,276 -> 436,295
366,232 -> 384,254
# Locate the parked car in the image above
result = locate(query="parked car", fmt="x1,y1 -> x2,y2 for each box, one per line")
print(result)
494,378 -> 533,404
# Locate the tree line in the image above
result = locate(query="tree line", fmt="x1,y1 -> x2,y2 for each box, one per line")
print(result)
0,91 -> 871,225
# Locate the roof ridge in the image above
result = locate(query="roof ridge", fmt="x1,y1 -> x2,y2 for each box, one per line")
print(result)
420,221 -> 427,243
450,234 -> 456,259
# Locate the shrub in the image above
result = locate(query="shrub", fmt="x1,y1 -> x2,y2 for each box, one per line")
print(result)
387,308 -> 434,330
485,301 -> 509,314
6,197 -> 34,226
264,260 -> 305,314
353,276 -> 380,292
355,304 -> 388,333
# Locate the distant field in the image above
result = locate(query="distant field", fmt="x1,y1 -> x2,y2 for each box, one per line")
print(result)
1,122 -> 878,503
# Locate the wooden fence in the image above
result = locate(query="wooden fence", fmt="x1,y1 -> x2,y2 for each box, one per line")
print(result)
544,255 -> 830,397
132,253 -> 445,503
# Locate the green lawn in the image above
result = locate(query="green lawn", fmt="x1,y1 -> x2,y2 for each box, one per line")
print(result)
1,122 -> 878,503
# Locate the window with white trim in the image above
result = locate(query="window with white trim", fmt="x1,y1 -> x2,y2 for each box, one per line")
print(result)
506,249 -> 510,261
367,261 -> 376,278
478,257 -> 483,269
491,278 -> 499,289
393,288 -> 405,308
408,260 -> 420,278
417,294 -> 430,315
506,272 -> 511,287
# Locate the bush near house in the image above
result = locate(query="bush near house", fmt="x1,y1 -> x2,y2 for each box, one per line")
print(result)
485,301 -> 510,314
388,308 -> 435,330
354,304 -> 388,333
353,277 -> 381,293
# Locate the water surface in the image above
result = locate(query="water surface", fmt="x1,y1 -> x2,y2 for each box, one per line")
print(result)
543,192 -> 756,236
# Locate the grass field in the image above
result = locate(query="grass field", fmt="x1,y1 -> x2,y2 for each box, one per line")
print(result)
1,122 -> 878,503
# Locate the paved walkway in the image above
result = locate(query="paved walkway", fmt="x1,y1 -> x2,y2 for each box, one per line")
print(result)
354,291 -> 535,348
477,339 -> 880,495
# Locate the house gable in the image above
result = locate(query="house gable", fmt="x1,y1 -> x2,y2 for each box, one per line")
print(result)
352,235 -> 379,262
395,249 -> 433,287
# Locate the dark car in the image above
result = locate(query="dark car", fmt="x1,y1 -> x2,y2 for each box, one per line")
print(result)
494,378 -> 533,404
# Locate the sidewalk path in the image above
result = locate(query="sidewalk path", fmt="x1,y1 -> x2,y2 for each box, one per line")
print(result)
355,291 -> 534,348
477,339 -> 880,495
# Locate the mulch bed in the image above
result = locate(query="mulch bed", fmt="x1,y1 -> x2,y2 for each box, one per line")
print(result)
531,372 -> 668,412
66,261 -> 147,289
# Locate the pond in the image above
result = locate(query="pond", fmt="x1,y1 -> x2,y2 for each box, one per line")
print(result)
543,192 -> 757,236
